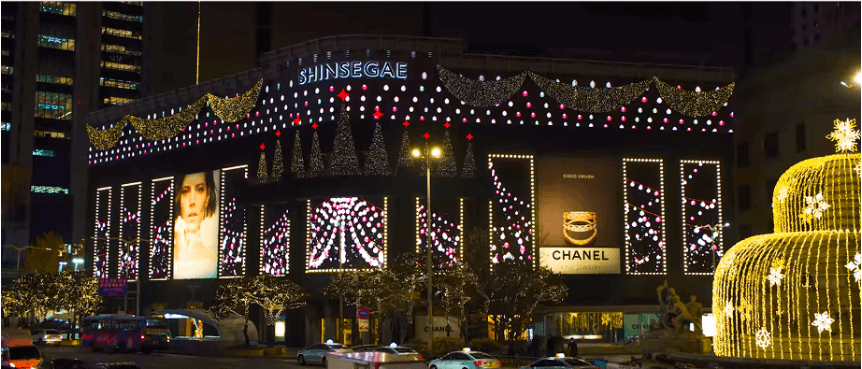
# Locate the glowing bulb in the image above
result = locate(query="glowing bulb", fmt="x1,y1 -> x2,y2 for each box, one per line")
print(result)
412,149 -> 421,158
431,147 -> 441,158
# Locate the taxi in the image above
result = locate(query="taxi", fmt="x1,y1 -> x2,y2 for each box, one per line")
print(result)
1,336 -> 43,369
297,339 -> 351,365
428,348 -> 501,369
517,354 -> 598,369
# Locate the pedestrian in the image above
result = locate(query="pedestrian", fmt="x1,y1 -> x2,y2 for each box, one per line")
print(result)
568,338 -> 578,357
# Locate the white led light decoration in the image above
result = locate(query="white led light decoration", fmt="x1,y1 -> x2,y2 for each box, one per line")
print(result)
219,165 -> 249,278
680,160 -> 723,275
622,158 -> 667,275
260,205 -> 290,276
415,197 -> 465,271
487,154 -> 536,270
119,182 -> 142,281
149,176 -> 174,279
306,197 -> 388,273
93,186 -> 113,278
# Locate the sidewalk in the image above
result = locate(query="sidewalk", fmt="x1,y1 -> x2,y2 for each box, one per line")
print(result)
219,346 -> 301,359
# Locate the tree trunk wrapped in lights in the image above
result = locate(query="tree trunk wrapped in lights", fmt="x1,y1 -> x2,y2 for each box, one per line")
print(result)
291,130 -> 305,177
328,106 -> 360,176
308,131 -> 324,177
440,263 -> 478,344
437,131 -> 457,177
208,276 -> 257,347
257,152 -> 269,184
713,119 -> 861,362
364,122 -> 391,176
248,275 -> 308,347
461,142 -> 477,178
395,130 -> 414,175
271,139 -> 284,183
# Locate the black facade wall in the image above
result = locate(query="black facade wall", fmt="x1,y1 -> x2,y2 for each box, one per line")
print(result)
85,52 -> 734,345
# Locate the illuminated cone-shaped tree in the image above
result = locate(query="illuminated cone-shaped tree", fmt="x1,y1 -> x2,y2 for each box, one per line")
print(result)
365,122 -> 391,175
462,142 -> 476,178
290,131 -> 305,177
271,139 -> 284,183
438,130 -> 457,177
308,130 -> 324,177
395,130 -> 413,175
257,151 -> 269,184
328,106 -> 360,176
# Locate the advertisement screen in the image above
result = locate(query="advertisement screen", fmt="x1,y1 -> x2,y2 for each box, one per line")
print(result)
537,157 -> 621,274
173,170 -> 220,279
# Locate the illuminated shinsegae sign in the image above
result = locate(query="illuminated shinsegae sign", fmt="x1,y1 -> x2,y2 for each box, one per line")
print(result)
298,61 -> 408,85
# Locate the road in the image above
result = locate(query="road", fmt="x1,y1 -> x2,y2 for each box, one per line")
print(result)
40,346 -> 306,369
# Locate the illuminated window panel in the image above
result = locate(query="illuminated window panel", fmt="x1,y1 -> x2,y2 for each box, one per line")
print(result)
93,187 -> 112,278
681,160 -> 723,275
149,176 -> 173,279
306,197 -> 388,273
487,154 -> 536,269
219,165 -> 249,278
119,182 -> 141,281
622,158 -> 667,275
260,204 -> 290,276
415,197 -> 465,271
40,2 -> 76,16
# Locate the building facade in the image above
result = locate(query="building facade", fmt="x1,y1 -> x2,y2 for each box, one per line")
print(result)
1,2 -> 146,269
84,35 -> 736,345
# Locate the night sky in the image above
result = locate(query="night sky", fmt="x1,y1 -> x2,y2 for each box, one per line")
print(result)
149,2 -> 792,94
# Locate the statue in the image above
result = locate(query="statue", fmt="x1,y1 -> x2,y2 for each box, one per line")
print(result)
642,282 -> 710,355
687,295 -> 704,334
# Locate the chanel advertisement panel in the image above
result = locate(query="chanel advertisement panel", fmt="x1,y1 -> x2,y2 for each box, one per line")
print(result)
539,247 -> 621,274
173,170 -> 220,279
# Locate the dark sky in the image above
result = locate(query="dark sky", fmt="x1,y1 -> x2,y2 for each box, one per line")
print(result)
150,2 -> 792,93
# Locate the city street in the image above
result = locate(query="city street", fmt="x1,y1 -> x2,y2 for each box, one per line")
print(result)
40,346 -> 305,369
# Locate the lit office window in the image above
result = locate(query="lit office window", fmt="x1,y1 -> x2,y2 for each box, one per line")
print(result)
100,77 -> 139,90
2,65 -> 12,75
37,74 -> 74,85
103,10 -> 143,23
101,61 -> 141,73
35,91 -> 73,120
34,130 -> 67,139
101,44 -> 142,56
101,27 -> 142,40
39,35 -> 75,51
104,96 -> 135,106
31,186 -> 69,194
33,149 -> 56,157
40,2 -> 77,16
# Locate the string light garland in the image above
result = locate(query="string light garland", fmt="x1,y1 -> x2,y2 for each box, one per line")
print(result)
290,130 -> 305,176
364,122 -> 392,175
416,198 -> 462,270
119,182 -> 142,281
148,177 -> 173,279
437,65 -> 527,107
395,130 -> 414,174
260,205 -> 290,276
714,124 -> 861,362
560,312 -> 624,332
328,105 -> 360,176
308,130 -> 325,177
529,72 -> 651,113
680,160 -> 723,275
652,77 -> 734,118
129,97 -> 207,141
93,187 -> 112,278
462,142 -> 476,178
86,120 -> 127,150
487,154 -> 536,269
306,197 -> 387,273
219,165 -> 249,278
271,136 -> 284,182
257,151 -> 269,184
206,79 -> 263,123
622,158 -> 667,275
86,80 -> 263,149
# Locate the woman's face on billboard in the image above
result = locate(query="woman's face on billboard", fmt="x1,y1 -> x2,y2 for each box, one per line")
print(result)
180,172 -> 208,231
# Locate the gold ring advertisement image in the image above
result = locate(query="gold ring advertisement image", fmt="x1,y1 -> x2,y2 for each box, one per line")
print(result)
538,157 -> 621,274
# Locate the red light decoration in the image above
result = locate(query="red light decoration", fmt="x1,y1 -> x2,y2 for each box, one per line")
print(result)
423,132 -> 430,140
373,111 -> 383,119
402,121 -> 410,127
444,122 -> 451,129
337,89 -> 349,101
466,133 -> 473,141
312,122 -> 319,130
260,143 -> 266,151
275,130 -> 281,137
293,116 -> 302,125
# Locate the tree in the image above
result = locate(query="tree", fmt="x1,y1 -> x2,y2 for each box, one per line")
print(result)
208,277 -> 257,346
291,130 -> 305,176
329,106 -> 360,175
388,252 -> 427,343
248,275 -> 308,347
24,231 -> 63,274
395,130 -> 414,174
257,151 -> 269,184
439,263 -> 478,344
271,138 -> 284,182
437,131 -> 457,177
59,271 -> 102,339
365,122 -> 391,175
462,142 -> 476,178
324,268 -> 401,344
308,130 -> 324,177
488,262 -> 567,343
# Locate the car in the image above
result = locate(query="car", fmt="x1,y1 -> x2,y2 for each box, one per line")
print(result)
94,362 -> 142,369
428,350 -> 501,369
33,329 -> 64,345
350,344 -> 380,353
352,344 -> 423,360
517,356 -> 598,369
297,341 -> 350,365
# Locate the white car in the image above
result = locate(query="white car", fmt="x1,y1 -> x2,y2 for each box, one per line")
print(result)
32,329 -> 63,345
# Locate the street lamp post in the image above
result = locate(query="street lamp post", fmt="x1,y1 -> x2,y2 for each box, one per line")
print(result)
5,245 -> 40,269
413,146 -> 441,356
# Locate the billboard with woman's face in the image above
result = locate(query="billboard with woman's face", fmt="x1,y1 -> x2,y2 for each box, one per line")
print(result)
173,170 -> 220,279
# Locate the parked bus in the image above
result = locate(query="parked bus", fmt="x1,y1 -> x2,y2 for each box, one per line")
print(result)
81,315 -> 171,354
